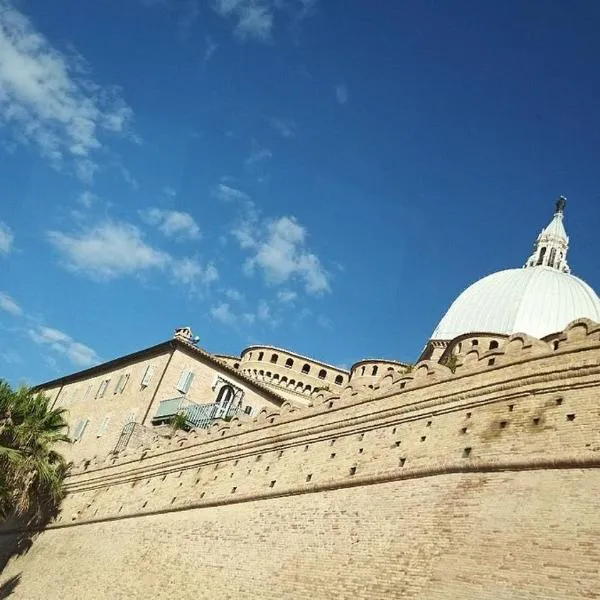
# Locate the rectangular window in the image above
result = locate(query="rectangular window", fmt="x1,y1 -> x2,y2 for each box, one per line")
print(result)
83,384 -> 92,402
96,379 -> 110,399
176,370 -> 194,394
73,418 -> 89,442
244,405 -> 253,416
141,365 -> 155,388
96,415 -> 111,437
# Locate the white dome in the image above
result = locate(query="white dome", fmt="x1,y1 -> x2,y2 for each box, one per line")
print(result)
431,266 -> 600,341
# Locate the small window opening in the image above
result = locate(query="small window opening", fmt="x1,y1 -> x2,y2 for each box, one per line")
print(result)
358,433 -> 364,441
258,351 -> 264,360
420,436 -> 426,442
371,366 -> 378,376
306,474 -> 312,482
567,413 -> 576,421
231,487 -> 237,493
349,466 -> 357,476
335,375 -> 344,385
358,448 -> 364,454
553,340 -> 560,350
532,417 -> 540,425
394,440 -> 401,447
304,445 -> 309,451
392,427 -> 397,434
278,450 -> 284,458
318,369 -> 327,380
200,492 -> 205,499
269,480 -> 276,488
301,363 -> 310,374
399,458 -> 406,467
466,412 -> 472,419
488,358 -> 495,366
328,401 -> 334,409
426,420 -> 432,427
463,447 -> 472,458
270,353 -> 278,364
500,420 -> 508,429
461,427 -> 468,434
330,452 -> 336,459
285,358 -> 294,368
508,404 -> 515,412
472,339 -> 479,347
330,439 -> 336,446
489,340 -> 499,350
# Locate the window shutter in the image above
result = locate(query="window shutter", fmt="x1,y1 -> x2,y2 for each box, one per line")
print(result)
182,371 -> 194,394
176,370 -> 189,393
141,365 -> 155,387
72,419 -> 84,441
96,415 -> 111,437
119,373 -> 130,393
114,375 -> 124,395
98,379 -> 110,398
79,419 -> 89,440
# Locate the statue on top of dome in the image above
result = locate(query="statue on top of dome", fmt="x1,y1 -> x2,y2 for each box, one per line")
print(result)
556,196 -> 567,214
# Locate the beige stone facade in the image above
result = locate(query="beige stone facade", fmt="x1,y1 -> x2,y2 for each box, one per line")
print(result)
2,318 -> 600,598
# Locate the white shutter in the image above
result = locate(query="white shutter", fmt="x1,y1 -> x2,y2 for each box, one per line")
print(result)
73,418 -> 89,442
141,365 -> 155,387
97,379 -> 110,398
176,370 -> 189,393
177,370 -> 194,394
83,384 -> 92,402
114,375 -> 124,395
96,415 -> 111,437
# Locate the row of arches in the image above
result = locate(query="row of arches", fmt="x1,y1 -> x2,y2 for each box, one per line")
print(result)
457,339 -> 500,353
241,368 -> 344,395
243,350 -> 345,384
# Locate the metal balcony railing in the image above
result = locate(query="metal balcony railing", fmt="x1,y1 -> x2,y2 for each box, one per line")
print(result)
151,396 -> 240,429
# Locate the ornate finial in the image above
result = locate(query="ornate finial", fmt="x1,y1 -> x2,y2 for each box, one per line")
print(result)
555,195 -> 567,214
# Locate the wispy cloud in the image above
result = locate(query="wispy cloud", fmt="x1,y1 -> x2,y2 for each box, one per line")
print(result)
0,1 -> 134,180
203,36 -> 218,64
224,288 -> 243,301
47,221 -> 169,280
0,221 -> 14,255
239,215 -> 330,294
212,183 -> 250,203
277,289 -> 297,303
140,207 -> 201,241
0,291 -> 22,316
245,141 -> 272,166
78,190 -> 96,208
270,117 -> 296,139
47,219 -> 216,291
210,302 -> 237,326
335,83 -> 348,105
28,324 -> 100,368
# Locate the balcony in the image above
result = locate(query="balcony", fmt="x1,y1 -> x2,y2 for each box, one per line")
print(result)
151,396 -> 240,429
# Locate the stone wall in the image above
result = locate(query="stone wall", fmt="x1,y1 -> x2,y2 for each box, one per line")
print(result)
2,319 -> 600,599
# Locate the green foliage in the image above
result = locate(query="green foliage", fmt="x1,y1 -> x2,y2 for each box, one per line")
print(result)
0,380 -> 70,523
169,411 -> 190,432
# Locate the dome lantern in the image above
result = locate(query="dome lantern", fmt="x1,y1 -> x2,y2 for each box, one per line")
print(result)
524,196 -> 570,273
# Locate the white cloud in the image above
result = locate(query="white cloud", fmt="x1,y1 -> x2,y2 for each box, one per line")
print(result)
140,207 -> 201,241
0,221 -> 14,255
277,289 -> 297,303
0,2 -> 134,179
245,142 -> 272,166
78,190 -> 96,208
224,288 -> 243,301
270,117 -> 295,139
243,216 -> 330,294
172,257 -> 218,287
214,0 -> 273,40
257,299 -> 270,321
210,302 -> 237,326
335,83 -> 348,105
29,324 -> 100,368
0,291 -> 22,316
204,36 -> 218,64
47,221 -> 170,280
212,183 -> 250,203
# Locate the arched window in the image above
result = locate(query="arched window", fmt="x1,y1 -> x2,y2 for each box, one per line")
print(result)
548,248 -> 557,268
318,369 -> 327,380
536,246 -> 547,265
360,366 -> 365,376
216,385 -> 235,407
273,373 -> 279,380
305,384 -> 312,393
285,358 -> 294,369
258,351 -> 264,361
295,381 -> 303,389
302,363 -> 310,374
234,363 -> 239,369
472,340 -> 478,347
289,379 -> 295,387
372,365 -> 378,376
281,376 -> 288,384
259,370 -> 264,376
270,353 -> 278,364
489,340 -> 499,350
334,375 -> 343,385
266,371 -> 272,378
248,352 -> 252,360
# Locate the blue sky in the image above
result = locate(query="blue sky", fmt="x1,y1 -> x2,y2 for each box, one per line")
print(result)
1,0 -> 600,386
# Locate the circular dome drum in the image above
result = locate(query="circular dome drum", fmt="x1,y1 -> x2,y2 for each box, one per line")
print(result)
431,266 -> 600,341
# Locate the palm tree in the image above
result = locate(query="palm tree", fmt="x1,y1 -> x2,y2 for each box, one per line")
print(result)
0,380 -> 70,523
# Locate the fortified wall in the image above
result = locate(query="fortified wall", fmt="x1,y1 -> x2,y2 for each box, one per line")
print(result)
2,319 -> 600,599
